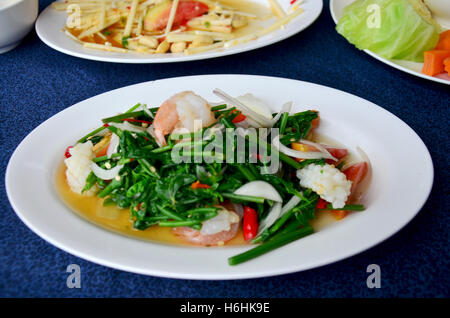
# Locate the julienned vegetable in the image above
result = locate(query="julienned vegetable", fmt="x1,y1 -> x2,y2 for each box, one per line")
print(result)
62,89 -> 369,265
336,0 -> 440,62
51,0 -> 305,56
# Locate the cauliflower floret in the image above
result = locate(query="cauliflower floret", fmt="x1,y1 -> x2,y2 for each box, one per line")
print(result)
64,141 -> 96,195
297,163 -> 352,209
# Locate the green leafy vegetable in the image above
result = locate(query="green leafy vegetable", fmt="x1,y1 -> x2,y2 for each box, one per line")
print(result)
336,0 -> 440,62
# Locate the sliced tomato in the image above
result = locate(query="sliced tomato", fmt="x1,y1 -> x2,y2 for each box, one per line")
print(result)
344,162 -> 368,195
324,146 -> 348,159
145,0 -> 209,31
331,162 -> 368,220
315,198 -> 327,210
324,146 -> 348,164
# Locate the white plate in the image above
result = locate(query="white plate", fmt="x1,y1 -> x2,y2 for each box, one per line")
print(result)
35,0 -> 323,63
330,0 -> 450,85
6,75 -> 433,280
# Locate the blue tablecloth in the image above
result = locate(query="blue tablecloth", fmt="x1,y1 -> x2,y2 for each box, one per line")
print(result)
1,0 -> 448,297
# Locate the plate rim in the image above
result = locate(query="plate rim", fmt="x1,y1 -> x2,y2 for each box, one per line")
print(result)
35,0 -> 323,64
329,0 -> 450,85
5,74 -> 434,280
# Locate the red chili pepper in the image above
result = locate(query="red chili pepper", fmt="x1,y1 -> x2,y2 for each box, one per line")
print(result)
191,180 -> 211,189
103,123 -> 110,128
231,110 -> 246,123
290,0 -> 297,5
315,198 -> 327,210
121,118 -> 153,124
243,206 -> 259,241
64,146 -> 73,158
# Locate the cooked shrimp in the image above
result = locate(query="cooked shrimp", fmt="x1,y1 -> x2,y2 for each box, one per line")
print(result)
153,91 -> 216,146
172,203 -> 241,246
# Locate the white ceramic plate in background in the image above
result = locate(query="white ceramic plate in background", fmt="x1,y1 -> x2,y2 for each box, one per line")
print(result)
6,75 -> 433,280
35,0 -> 323,63
330,0 -> 450,85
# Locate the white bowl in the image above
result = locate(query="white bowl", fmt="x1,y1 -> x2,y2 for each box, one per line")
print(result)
0,0 -> 38,54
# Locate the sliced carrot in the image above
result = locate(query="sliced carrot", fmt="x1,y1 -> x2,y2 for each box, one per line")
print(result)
231,110 -> 246,123
95,144 -> 109,157
435,30 -> 450,51
191,180 -> 211,189
311,111 -> 320,129
444,57 -> 450,76
422,50 -> 450,76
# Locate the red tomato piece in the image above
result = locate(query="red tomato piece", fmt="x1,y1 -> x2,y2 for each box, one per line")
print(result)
315,198 -> 327,210
331,162 -> 368,220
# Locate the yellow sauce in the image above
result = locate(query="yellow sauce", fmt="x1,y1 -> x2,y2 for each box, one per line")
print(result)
55,133 -> 370,246
55,162 -> 246,246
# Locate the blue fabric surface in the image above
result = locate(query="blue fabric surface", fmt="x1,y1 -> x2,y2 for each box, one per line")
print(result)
0,0 -> 449,297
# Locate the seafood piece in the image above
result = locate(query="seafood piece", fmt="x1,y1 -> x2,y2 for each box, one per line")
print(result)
153,91 -> 216,145
64,141 -> 96,195
172,204 -> 241,246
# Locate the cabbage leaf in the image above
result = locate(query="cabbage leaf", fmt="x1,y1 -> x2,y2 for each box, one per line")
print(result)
336,0 -> 440,62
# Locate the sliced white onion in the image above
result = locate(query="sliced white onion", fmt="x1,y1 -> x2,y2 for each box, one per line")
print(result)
234,120 -> 250,129
208,101 -> 226,107
106,133 -> 120,157
299,139 -> 337,161
341,147 -> 372,182
272,135 -> 337,160
338,146 -> 371,171
357,146 -> 371,170
257,202 -> 282,235
109,122 -> 147,133
279,195 -> 301,219
213,89 -> 273,127
270,101 -> 292,126
236,94 -> 273,120
146,124 -> 157,139
244,117 -> 264,128
90,162 -> 124,180
234,180 -> 282,202
356,146 -> 372,193
141,104 -> 154,118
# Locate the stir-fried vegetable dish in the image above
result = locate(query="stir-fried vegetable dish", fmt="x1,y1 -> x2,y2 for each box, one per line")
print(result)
62,89 -> 370,265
